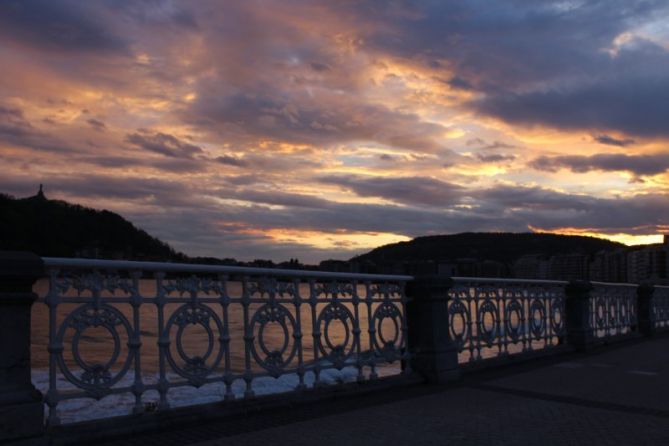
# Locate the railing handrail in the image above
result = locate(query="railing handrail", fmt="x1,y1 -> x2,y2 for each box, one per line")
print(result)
589,280 -> 640,288
41,257 -> 414,282
41,258 -> 661,286
450,276 -> 568,285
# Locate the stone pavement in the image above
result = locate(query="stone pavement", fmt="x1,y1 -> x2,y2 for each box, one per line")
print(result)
106,337 -> 669,446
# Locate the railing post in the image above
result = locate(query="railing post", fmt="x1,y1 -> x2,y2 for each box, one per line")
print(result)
638,283 -> 656,337
405,276 -> 460,384
565,280 -> 595,352
0,251 -> 44,441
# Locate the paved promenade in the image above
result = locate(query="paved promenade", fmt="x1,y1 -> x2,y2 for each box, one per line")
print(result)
107,336 -> 669,446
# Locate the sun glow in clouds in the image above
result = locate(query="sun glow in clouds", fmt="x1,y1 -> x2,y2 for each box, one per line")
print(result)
529,226 -> 665,246
221,226 -> 411,251
0,1 -> 668,261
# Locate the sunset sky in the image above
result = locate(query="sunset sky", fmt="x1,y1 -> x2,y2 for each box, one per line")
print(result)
1,0 -> 668,262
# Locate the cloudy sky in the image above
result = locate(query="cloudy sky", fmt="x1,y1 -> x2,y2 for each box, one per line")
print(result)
1,0 -> 668,262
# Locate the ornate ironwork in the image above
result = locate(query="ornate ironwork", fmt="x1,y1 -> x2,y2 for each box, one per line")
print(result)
316,302 -> 356,369
652,286 -> 669,330
372,301 -> 404,362
37,260 -> 409,424
163,303 -> 225,386
56,303 -> 133,396
589,283 -> 637,339
447,280 -> 567,362
249,302 -> 298,377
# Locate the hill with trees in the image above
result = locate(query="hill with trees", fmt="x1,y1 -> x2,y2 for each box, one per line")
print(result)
351,232 -> 624,265
0,188 -> 183,260
0,189 -> 630,272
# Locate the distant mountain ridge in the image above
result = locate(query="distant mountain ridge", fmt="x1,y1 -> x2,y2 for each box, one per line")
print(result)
0,189 -> 183,260
351,232 -> 625,265
0,189 -> 630,268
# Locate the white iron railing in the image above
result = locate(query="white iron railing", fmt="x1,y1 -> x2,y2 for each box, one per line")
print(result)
589,282 -> 639,339
446,277 -> 568,362
652,285 -> 669,330
37,258 -> 412,425
30,256 -> 663,425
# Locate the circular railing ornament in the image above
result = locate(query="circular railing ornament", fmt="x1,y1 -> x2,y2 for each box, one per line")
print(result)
608,299 -> 618,328
316,303 -> 356,369
504,299 -> 524,342
620,300 -> 628,325
550,297 -> 565,334
448,298 -> 470,350
477,298 -> 498,346
164,303 -> 225,386
529,299 -> 546,339
595,297 -> 607,329
372,301 -> 404,362
250,303 -> 297,377
56,304 -> 133,398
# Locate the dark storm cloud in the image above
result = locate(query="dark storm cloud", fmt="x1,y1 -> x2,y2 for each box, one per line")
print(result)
0,0 -> 128,53
529,153 -> 669,176
317,175 -> 465,207
352,1 -> 669,138
359,1 -> 657,85
475,185 -> 669,234
125,131 -> 204,159
594,134 -> 635,147
475,75 -> 669,138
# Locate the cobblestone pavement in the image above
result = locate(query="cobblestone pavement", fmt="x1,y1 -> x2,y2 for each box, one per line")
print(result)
104,337 -> 669,446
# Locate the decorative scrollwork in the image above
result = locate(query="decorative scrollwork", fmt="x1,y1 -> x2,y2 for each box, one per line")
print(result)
477,298 -> 498,346
162,276 -> 225,297
653,288 -> 669,327
250,303 -> 297,377
54,271 -> 134,296
372,301 -> 404,362
504,299 -> 524,342
56,304 -> 133,397
608,299 -> 618,327
594,296 -> 607,330
247,277 -> 296,299
550,297 -> 565,334
590,285 -> 638,338
316,303 -> 356,369
164,303 -> 225,386
448,298 -> 470,350
529,299 -> 546,339
316,281 -> 355,298
370,283 -> 403,298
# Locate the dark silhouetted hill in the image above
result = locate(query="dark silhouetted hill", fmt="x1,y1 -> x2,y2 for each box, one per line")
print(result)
351,232 -> 625,265
0,190 -> 184,260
